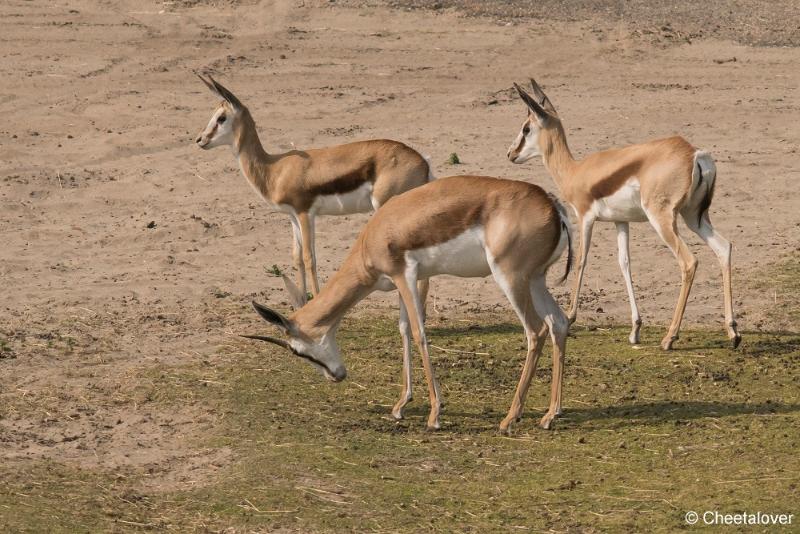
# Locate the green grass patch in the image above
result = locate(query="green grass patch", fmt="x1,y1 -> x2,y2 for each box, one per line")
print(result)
752,252 -> 800,325
2,319 -> 798,532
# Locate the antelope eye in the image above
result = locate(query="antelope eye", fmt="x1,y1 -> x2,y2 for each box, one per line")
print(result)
217,115 -> 226,124
522,125 -> 530,135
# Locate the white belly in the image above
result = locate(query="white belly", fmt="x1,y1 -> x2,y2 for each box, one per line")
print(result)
312,182 -> 375,216
407,227 -> 491,279
591,178 -> 648,222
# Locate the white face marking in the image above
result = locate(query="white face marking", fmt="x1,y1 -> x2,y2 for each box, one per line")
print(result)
406,227 -> 491,279
311,182 -> 375,216
590,178 -> 648,222
507,117 -> 542,164
196,106 -> 235,150
288,335 -> 347,382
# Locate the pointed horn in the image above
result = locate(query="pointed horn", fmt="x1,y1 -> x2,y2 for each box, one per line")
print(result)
197,72 -> 217,94
514,82 -> 549,120
206,74 -> 243,109
240,334 -> 293,351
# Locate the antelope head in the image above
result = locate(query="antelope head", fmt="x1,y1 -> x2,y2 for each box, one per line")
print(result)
195,73 -> 246,150
507,78 -> 560,163
243,277 -> 347,382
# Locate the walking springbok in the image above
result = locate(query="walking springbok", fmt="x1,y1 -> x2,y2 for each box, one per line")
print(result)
507,79 -> 741,350
194,74 -> 432,297
242,175 -> 572,432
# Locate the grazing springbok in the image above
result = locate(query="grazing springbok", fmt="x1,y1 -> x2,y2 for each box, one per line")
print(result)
243,175 -> 573,432
194,74 -> 432,297
507,79 -> 741,350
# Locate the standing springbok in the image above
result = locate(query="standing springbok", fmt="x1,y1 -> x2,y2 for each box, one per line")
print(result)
194,74 -> 432,297
243,175 -> 572,432
507,79 -> 741,350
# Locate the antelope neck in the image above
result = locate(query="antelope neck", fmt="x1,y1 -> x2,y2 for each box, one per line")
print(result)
233,110 -> 274,198
541,123 -> 577,188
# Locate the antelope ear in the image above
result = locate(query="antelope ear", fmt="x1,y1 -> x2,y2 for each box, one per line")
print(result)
282,274 -> 308,309
529,78 -> 557,114
513,83 -> 553,124
251,301 -> 295,334
206,74 -> 243,110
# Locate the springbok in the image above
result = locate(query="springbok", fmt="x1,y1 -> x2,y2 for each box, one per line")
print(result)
507,79 -> 741,350
243,175 -> 572,432
194,74 -> 432,297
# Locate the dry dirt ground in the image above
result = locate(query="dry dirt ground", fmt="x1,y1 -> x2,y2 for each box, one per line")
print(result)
1,0 -> 799,518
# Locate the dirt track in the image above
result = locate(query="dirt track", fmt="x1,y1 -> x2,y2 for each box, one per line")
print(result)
1,0 -> 799,492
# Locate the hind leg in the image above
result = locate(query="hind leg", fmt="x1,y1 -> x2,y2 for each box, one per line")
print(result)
646,208 -> 698,350
567,215 -> 595,324
684,213 -> 741,348
489,262 -> 546,433
530,276 -> 569,429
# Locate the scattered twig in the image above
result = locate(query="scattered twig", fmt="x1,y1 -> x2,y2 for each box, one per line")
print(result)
116,520 -> 155,527
430,344 -> 489,356
714,476 -> 796,484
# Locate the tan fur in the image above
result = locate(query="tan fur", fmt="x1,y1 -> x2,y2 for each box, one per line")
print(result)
511,82 -> 740,350
256,175 -> 571,431
536,128 -> 696,215
292,176 -> 561,330
198,89 -> 429,297
232,107 -> 429,211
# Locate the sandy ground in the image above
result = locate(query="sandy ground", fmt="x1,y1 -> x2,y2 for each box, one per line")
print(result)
1,0 -> 799,488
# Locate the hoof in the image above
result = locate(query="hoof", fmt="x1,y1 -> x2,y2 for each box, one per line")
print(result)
426,422 -> 441,431
660,336 -> 677,351
629,330 -> 640,345
391,396 -> 412,420
731,334 -> 742,349
539,413 -> 556,430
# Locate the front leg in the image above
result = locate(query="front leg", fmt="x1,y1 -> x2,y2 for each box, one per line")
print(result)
393,272 -> 441,430
567,215 -> 595,324
392,296 -> 414,420
615,222 -> 642,344
297,212 -> 321,296
391,279 -> 431,420
289,217 -> 307,298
